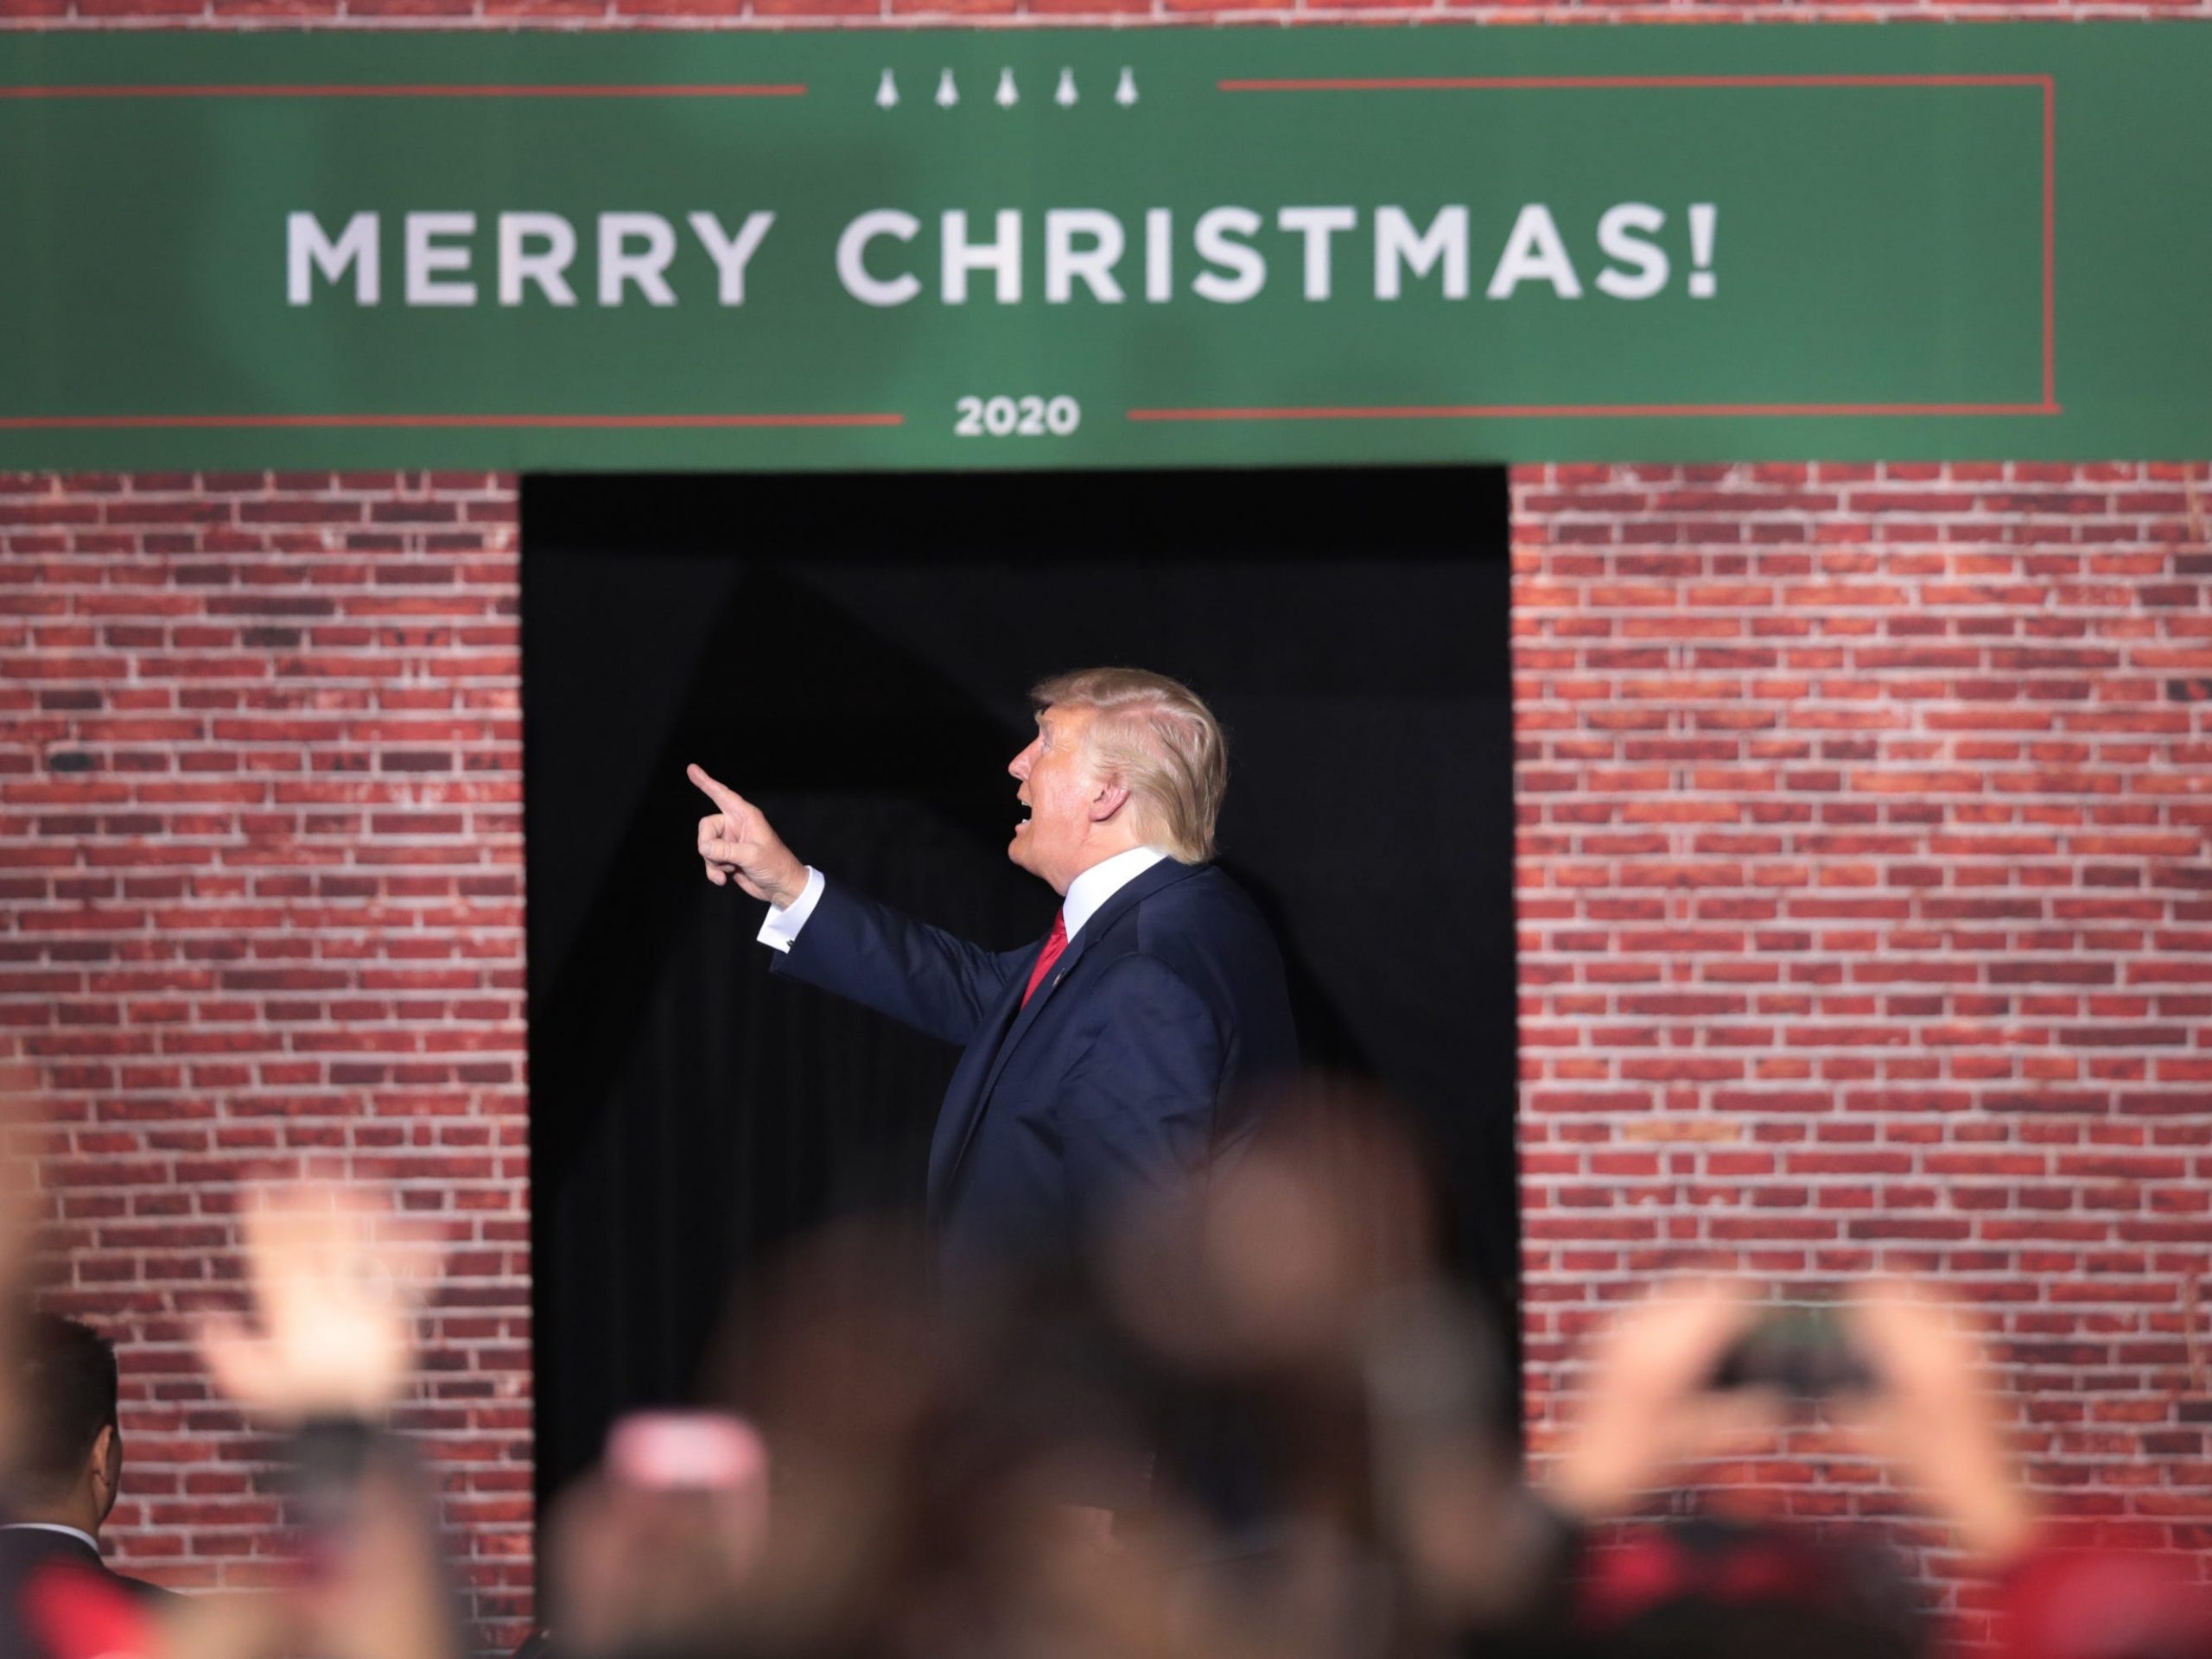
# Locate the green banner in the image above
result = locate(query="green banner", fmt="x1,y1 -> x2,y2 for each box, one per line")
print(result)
0,27 -> 2203,468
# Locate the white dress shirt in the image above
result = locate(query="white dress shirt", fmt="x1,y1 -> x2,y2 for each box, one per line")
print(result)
758,845 -> 1169,955
1055,845 -> 1168,940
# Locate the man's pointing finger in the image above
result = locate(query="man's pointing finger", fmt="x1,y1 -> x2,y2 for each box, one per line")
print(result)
687,762 -> 749,817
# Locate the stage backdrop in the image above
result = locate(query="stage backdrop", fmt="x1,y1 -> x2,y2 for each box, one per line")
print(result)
1,27 -> 2210,466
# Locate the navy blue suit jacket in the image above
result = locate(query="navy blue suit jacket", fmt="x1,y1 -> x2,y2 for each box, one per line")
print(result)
772,857 -> 1298,1285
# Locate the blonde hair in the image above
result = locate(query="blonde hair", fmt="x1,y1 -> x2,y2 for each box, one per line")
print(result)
1030,667 -> 1227,865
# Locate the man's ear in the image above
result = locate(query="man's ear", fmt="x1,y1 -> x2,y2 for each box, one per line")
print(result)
91,1422 -> 121,1516
1090,779 -> 1130,823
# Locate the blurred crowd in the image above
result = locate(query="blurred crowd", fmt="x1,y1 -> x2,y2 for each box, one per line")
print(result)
3,1083 -> 2207,1659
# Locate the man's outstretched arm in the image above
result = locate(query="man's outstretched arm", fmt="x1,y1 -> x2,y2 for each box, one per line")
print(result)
690,763 -> 1024,1046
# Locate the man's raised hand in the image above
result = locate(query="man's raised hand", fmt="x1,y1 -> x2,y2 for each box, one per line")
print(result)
196,1184 -> 430,1423
690,763 -> 809,908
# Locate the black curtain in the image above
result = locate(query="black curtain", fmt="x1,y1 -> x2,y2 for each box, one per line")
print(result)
523,467 -> 1517,1509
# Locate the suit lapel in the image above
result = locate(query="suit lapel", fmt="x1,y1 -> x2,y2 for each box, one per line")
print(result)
933,858 -> 1205,1202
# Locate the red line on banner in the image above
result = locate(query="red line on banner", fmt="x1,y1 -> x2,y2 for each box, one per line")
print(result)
0,83 -> 806,99
1178,72 -> 2060,424
1128,403 -> 2056,423
0,412 -> 900,430
1218,73 -> 2047,92
2042,78 -> 2057,410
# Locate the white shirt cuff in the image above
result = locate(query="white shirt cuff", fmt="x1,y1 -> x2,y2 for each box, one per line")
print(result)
756,867 -> 825,954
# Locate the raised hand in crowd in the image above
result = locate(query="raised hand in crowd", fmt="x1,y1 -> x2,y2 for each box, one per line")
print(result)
1542,1278 -> 1788,1522
186,1184 -> 459,1659
543,1412 -> 770,1658
197,1185 -> 430,1425
1836,1284 -> 2035,1563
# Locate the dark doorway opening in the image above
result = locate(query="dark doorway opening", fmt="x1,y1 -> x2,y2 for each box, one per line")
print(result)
523,467 -> 1518,1509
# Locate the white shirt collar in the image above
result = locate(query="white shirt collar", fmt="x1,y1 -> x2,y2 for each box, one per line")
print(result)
1061,846 -> 1170,942
0,1522 -> 100,1556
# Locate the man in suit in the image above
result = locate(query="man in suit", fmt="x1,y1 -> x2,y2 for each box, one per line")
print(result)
0,1311 -> 178,1608
690,666 -> 1299,1308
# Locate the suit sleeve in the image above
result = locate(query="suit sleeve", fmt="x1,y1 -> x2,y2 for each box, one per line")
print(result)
1052,954 -> 1225,1229
771,878 -> 1031,1047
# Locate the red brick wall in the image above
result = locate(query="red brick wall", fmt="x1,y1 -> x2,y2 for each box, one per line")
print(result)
1514,461 -> 2212,1629
3,3 -> 2210,1653
0,470 -> 531,1642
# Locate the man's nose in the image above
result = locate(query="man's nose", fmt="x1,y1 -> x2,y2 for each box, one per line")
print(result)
1009,743 -> 1034,779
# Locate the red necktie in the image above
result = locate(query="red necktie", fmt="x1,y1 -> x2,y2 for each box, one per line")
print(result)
1021,912 -> 1068,1007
